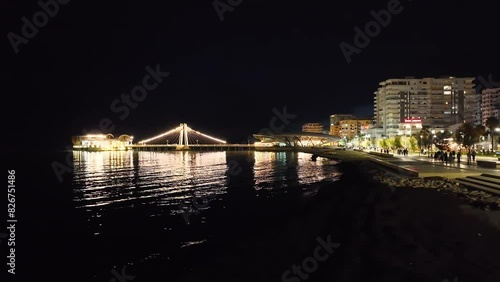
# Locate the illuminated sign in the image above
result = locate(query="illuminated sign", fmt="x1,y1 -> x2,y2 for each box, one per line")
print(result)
403,118 -> 422,123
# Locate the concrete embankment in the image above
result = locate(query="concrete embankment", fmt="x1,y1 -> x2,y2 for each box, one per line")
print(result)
300,148 -> 419,177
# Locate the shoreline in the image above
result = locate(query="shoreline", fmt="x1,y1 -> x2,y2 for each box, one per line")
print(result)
147,155 -> 500,282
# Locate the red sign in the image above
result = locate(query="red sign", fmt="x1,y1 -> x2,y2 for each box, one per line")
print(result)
403,118 -> 422,123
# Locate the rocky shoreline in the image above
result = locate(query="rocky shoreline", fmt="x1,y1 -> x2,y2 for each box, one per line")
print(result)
370,170 -> 500,210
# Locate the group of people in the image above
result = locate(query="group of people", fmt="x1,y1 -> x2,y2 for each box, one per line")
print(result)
378,148 -> 409,155
396,148 -> 409,156
433,149 -> 477,165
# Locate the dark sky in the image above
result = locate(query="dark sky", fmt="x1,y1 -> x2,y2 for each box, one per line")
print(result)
3,0 -> 499,151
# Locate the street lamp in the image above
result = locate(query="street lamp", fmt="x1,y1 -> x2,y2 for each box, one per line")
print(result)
432,134 -> 437,155
495,128 -> 500,150
459,132 -> 464,149
420,135 -> 423,156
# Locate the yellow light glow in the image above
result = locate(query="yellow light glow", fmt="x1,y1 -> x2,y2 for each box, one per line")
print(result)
254,142 -> 273,147
138,126 -> 182,144
187,127 -> 226,144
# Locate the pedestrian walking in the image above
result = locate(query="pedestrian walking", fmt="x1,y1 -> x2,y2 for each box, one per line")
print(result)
467,150 -> 471,164
457,151 -> 461,163
471,150 -> 476,162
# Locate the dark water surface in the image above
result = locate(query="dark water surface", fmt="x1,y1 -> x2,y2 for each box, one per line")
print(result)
11,150 -> 342,281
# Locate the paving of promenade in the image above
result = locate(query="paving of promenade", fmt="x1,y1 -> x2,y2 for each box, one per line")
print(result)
304,148 -> 500,178
362,151 -> 500,178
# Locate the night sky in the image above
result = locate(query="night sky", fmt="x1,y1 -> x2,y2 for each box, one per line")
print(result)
3,0 -> 499,152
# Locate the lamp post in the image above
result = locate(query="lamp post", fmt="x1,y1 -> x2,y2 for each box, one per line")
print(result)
431,130 -> 436,155
420,135 -> 423,156
495,128 -> 500,151
460,132 -> 464,151
432,134 -> 437,156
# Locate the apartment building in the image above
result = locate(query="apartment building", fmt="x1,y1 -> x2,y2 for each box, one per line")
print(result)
330,114 -> 373,139
481,87 -> 500,126
374,76 -> 478,137
302,123 -> 324,133
329,114 -> 354,136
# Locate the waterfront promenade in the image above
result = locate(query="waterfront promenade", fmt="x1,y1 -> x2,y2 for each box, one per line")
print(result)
301,148 -> 500,178
366,152 -> 500,178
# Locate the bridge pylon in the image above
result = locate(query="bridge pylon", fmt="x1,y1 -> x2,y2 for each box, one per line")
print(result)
177,123 -> 190,150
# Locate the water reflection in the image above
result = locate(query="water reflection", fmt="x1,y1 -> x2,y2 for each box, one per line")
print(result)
71,150 -> 341,236
68,150 -> 341,280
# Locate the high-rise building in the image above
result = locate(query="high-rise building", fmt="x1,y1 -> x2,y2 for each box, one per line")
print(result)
374,76 -> 478,136
481,87 -> 500,126
302,123 -> 324,133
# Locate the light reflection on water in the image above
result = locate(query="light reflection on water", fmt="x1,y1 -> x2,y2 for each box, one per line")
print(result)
72,150 -> 341,235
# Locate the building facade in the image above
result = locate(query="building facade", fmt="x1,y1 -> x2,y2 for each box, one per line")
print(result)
330,115 -> 373,139
363,126 -> 385,139
398,118 -> 423,136
72,134 -> 133,151
374,76 -> 478,137
302,123 -> 324,133
329,114 -> 354,136
481,87 -> 500,126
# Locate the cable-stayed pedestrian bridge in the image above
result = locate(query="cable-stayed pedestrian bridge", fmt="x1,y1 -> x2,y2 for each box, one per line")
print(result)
137,123 -> 227,146
130,123 -> 252,151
